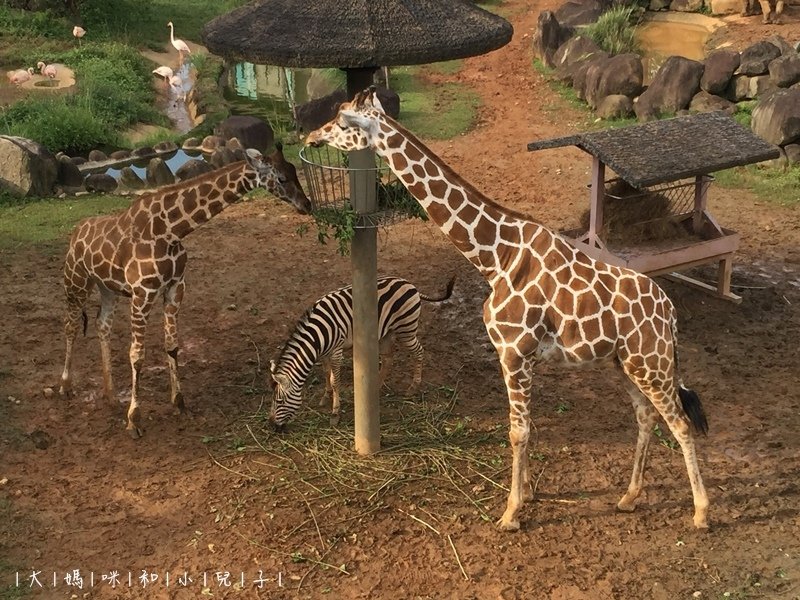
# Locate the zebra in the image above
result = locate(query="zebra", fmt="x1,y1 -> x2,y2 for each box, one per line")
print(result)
268,275 -> 455,429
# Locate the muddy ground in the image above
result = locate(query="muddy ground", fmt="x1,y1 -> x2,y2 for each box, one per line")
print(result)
1,1 -> 800,598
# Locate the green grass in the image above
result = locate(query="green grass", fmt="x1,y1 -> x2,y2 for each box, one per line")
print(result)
0,195 -> 131,249
392,67 -> 481,139
713,164 -> 800,207
579,5 -> 642,55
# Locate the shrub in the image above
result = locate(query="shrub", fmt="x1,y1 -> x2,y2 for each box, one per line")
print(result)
581,5 -> 642,55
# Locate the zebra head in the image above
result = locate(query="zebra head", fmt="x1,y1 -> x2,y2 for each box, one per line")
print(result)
268,360 -> 303,431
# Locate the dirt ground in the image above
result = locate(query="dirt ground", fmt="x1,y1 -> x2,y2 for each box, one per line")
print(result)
2,1 -> 800,599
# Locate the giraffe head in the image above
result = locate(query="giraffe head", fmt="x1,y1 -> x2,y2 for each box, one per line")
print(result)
305,86 -> 385,152
245,144 -> 312,214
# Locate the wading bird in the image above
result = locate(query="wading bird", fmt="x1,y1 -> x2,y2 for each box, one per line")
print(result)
167,22 -> 191,65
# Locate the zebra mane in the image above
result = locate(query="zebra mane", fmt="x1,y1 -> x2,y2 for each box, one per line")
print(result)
274,305 -> 317,372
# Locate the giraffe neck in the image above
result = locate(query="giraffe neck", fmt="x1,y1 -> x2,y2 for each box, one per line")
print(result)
373,117 -> 546,278
155,161 -> 257,239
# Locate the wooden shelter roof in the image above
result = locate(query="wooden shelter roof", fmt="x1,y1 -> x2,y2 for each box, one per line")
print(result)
201,0 -> 513,69
527,111 -> 780,188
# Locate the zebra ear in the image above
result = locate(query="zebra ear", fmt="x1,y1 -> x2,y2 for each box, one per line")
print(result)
269,360 -> 276,374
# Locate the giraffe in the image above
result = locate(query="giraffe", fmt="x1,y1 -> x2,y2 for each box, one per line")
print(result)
59,146 -> 311,438
305,87 -> 710,531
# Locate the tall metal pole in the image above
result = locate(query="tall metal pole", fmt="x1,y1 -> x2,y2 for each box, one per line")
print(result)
345,67 -> 380,455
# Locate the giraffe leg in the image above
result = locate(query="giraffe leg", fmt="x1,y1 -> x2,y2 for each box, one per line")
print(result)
624,367 -> 709,529
328,347 -> 344,426
163,280 -> 185,413
495,348 -> 533,532
60,262 -> 93,398
617,379 -> 659,512
126,291 -> 157,438
96,288 -> 118,405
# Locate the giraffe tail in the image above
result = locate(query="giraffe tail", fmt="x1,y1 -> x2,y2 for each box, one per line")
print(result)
420,275 -> 456,303
678,385 -> 708,436
82,309 -> 88,336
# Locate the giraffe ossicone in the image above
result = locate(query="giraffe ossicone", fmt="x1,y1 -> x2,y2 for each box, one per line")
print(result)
59,145 -> 311,438
306,86 -> 710,531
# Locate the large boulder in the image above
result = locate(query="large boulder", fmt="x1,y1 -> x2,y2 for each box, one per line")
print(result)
119,167 -> 145,189
596,94 -> 634,119
146,157 -> 175,187
670,0 -> 704,10
88,149 -> 107,162
572,51 -> 611,100
751,87 -> 800,146
210,147 -> 238,169
214,116 -> 273,153
57,155 -> 84,188
709,0 -> 740,14
635,56 -> 704,120
84,173 -> 118,193
553,36 -> 605,84
689,90 -> 736,114
532,11 -> 572,68
738,41 -> 781,76
585,53 -> 643,109
175,158 -> 214,182
769,54 -> 800,88
293,87 -> 399,133
701,48 -> 740,95
554,0 -> 605,27
0,136 -> 58,197
764,35 -> 796,56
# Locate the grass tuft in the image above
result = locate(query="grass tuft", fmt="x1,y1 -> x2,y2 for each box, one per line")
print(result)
580,6 -> 642,55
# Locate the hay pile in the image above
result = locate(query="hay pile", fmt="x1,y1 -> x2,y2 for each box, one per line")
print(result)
579,179 -> 693,246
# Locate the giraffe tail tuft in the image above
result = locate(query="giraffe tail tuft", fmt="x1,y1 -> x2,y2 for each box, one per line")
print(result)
82,309 -> 88,336
678,385 -> 708,436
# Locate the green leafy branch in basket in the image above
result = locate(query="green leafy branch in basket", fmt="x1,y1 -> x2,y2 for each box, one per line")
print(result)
313,204 -> 358,256
308,178 -> 428,257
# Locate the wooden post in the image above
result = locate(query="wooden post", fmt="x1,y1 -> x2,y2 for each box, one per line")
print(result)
692,174 -> 707,234
346,68 -> 380,455
587,157 -> 605,248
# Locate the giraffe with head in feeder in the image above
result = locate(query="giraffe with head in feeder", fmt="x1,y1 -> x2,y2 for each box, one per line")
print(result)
305,86 -> 710,531
59,145 -> 311,438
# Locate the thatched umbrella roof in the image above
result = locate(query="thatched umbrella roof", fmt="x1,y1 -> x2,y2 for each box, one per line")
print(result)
201,0 -> 513,68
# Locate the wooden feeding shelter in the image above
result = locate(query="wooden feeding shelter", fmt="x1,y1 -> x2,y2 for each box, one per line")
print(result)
202,0 -> 512,454
527,111 -> 779,303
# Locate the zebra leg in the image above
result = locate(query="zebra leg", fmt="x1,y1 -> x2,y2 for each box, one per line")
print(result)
378,335 -> 394,389
320,356 -> 332,407
328,347 -> 344,426
396,331 -> 424,394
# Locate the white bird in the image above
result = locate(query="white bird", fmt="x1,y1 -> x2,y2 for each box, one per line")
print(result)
152,65 -> 174,88
37,61 -> 58,79
167,22 -> 191,64
169,74 -> 185,101
7,67 -> 34,86
72,25 -> 86,46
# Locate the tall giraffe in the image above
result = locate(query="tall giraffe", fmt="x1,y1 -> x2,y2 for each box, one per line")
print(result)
60,146 -> 311,438
306,87 -> 710,531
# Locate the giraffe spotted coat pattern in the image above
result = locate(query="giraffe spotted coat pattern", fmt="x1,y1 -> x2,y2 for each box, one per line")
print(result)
306,87 -> 710,531
59,147 -> 311,437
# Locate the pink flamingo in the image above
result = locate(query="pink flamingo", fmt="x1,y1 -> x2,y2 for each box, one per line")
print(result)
7,67 -> 34,86
37,61 -> 58,80
152,65 -> 174,89
167,22 -> 191,65
169,74 -> 185,102
72,25 -> 86,46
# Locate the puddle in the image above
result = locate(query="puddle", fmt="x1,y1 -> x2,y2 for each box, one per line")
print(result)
87,148 -> 204,182
1,64 -> 77,105
636,13 -> 723,83
157,61 -> 195,134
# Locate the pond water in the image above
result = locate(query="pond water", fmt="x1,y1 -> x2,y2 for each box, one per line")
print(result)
222,62 -> 341,135
95,148 -> 203,182
636,13 -> 722,83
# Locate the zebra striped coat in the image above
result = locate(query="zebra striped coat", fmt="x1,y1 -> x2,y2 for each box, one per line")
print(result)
269,275 -> 455,428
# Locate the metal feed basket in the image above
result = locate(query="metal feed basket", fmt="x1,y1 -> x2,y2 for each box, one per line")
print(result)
299,145 -> 420,229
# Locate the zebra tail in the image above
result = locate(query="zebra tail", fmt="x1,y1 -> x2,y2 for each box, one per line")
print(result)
420,275 -> 456,303
678,385 -> 708,436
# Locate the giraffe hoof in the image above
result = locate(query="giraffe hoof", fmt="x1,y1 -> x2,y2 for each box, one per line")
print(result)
495,516 -> 521,532
127,425 -> 143,439
329,413 -> 340,427
173,392 -> 186,412
58,386 -> 72,399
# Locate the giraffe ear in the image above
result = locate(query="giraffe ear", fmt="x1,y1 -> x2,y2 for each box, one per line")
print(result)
339,109 -> 371,130
244,148 -> 265,169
